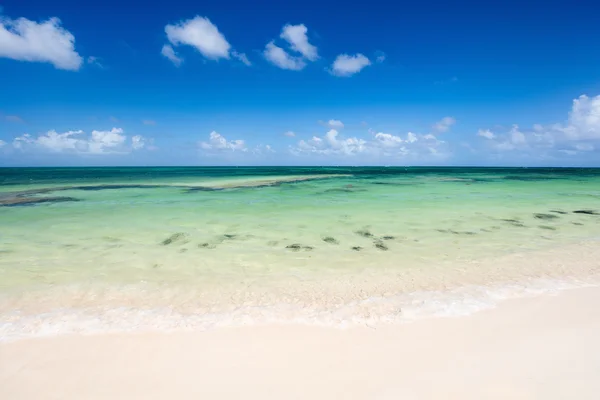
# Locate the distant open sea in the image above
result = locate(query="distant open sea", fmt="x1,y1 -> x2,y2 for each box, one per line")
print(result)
1,167 -> 600,339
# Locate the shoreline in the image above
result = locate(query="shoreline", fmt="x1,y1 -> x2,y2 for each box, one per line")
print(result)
2,239 -> 599,341
2,286 -> 600,399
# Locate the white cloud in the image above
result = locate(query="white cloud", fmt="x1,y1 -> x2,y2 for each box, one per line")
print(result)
232,50 -> 251,66
264,23 -> 317,71
280,24 -> 318,61
284,131 -> 296,137
0,16 -> 83,70
375,51 -> 386,63
10,128 -> 148,154
477,129 -> 495,139
476,95 -> 600,157
0,139 -> 6,148
164,16 -> 231,61
432,117 -> 456,133
327,119 -> 344,129
131,135 -> 145,150
86,56 -> 103,68
292,126 -> 447,161
330,54 -> 371,77
200,131 -> 246,151
161,44 -> 183,66
263,41 -> 305,70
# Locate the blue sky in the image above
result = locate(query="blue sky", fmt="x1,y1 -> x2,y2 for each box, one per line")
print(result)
1,0 -> 600,166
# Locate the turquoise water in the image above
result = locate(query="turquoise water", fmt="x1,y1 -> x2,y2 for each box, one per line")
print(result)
1,167 -> 600,337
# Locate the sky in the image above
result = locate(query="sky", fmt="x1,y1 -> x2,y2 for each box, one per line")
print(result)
1,0 -> 600,167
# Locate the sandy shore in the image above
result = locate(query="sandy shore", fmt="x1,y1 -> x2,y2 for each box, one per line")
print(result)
2,287 -> 600,399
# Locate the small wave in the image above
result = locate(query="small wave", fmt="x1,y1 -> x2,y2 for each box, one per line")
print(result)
1,277 -> 597,342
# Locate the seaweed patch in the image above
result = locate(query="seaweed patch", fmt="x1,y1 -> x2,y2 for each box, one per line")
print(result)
322,236 -> 339,244
160,233 -> 188,245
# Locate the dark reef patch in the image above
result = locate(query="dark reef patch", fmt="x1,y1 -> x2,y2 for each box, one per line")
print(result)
534,213 -> 559,220
501,219 -> 526,227
161,233 -> 188,246
285,243 -> 314,252
374,240 -> 389,251
550,210 -> 568,215
573,210 -> 599,215
351,246 -> 363,251
0,196 -> 80,207
355,229 -> 374,238
382,235 -> 396,240
198,243 -> 216,249
538,225 -> 557,231
322,236 -> 339,244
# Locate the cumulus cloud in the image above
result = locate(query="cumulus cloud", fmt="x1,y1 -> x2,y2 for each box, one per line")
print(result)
264,41 -> 306,70
161,44 -> 183,66
0,15 -> 83,70
291,125 -> 447,161
326,119 -> 344,129
432,117 -> 456,133
476,94 -> 600,157
264,23 -> 317,71
200,131 -> 246,152
330,54 -> 371,77
10,128 -> 149,154
280,24 -> 318,61
477,129 -> 495,139
284,131 -> 296,137
165,16 -> 230,60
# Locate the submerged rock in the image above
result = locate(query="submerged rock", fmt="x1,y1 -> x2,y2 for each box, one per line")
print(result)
355,229 -> 374,238
382,235 -> 396,240
573,210 -> 599,215
351,246 -> 363,251
198,242 -> 216,249
161,233 -> 188,246
286,244 -> 303,251
374,240 -> 389,251
322,236 -> 339,244
534,213 -> 559,220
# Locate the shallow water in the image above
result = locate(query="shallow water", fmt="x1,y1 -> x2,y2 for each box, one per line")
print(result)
1,167 -> 600,338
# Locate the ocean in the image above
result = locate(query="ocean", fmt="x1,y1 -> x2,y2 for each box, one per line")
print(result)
1,167 -> 599,339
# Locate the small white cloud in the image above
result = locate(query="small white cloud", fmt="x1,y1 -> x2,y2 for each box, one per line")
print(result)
263,41 -> 305,70
374,132 -> 404,148
327,119 -> 344,129
232,50 -> 251,66
280,24 -> 318,61
0,139 -> 6,148
284,131 -> 296,137
330,54 -> 371,77
10,128 -> 147,154
131,135 -> 145,150
406,132 -> 418,143
375,51 -> 386,63
142,120 -> 156,126
433,117 -> 456,133
509,125 -> 527,145
200,131 -> 246,151
477,129 -> 495,139
87,56 -> 103,67
165,16 -> 231,61
161,44 -> 183,66
0,16 -> 83,70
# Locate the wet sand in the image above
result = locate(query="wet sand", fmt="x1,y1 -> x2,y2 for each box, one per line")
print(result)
2,286 -> 599,400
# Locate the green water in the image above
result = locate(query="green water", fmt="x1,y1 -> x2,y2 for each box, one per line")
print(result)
1,167 -> 600,337
1,167 -> 600,288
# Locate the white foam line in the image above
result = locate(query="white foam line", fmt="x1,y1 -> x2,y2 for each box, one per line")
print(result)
1,277 -> 598,343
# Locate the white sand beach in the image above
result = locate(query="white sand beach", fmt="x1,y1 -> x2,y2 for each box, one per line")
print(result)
2,286 -> 599,400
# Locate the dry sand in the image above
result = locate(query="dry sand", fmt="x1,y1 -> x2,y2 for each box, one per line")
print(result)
2,286 -> 600,400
